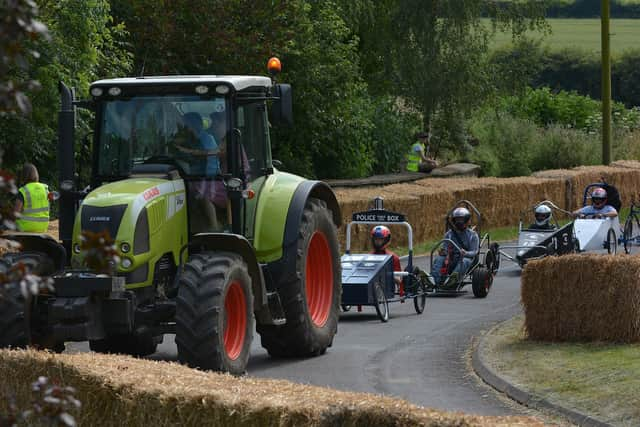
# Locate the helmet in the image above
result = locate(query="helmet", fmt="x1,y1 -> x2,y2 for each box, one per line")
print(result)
534,204 -> 552,227
451,207 -> 471,231
371,225 -> 391,251
591,187 -> 607,208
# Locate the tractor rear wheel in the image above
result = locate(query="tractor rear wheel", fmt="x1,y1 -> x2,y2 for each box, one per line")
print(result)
258,198 -> 341,358
472,266 -> 492,298
175,252 -> 253,375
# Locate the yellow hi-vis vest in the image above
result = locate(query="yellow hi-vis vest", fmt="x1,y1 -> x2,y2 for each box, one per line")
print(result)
406,143 -> 422,172
16,182 -> 50,232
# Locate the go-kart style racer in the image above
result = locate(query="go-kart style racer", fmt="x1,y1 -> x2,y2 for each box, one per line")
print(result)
432,207 -> 480,285
572,187 -> 618,219
528,204 -> 556,230
370,225 -> 404,296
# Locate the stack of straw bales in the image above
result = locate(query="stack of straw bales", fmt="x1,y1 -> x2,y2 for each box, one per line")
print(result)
0,350 -> 543,426
522,254 -> 640,342
337,162 -> 640,252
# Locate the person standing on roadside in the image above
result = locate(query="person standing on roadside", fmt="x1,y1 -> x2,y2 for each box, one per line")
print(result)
14,163 -> 50,232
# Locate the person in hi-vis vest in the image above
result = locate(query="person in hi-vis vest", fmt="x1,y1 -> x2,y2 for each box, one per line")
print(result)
15,163 -> 50,232
405,130 -> 437,173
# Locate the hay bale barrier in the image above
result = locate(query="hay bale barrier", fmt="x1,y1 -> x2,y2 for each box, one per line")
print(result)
522,254 -> 640,342
336,162 -> 640,252
0,350 -> 543,427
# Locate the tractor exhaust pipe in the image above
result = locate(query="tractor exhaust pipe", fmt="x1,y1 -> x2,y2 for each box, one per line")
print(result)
58,81 -> 76,259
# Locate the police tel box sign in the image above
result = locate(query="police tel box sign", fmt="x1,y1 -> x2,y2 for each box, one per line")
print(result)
351,209 -> 406,223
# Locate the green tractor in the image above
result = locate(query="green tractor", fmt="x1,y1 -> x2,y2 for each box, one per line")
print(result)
0,60 -> 342,374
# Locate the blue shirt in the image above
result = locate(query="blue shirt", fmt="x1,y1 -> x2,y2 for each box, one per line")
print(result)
443,228 -> 479,259
577,204 -> 617,216
197,131 -> 220,176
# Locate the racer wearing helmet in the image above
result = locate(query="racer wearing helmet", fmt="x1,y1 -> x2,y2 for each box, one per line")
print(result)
431,207 -> 480,286
370,225 -> 404,295
573,187 -> 618,219
528,204 -> 556,230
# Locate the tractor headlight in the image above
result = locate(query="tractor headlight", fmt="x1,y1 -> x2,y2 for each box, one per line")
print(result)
73,243 -> 81,254
121,257 -> 133,269
120,242 -> 131,253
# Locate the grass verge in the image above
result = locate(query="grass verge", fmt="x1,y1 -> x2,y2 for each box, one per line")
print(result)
482,315 -> 640,426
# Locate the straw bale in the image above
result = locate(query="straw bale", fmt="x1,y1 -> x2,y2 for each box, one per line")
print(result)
0,350 -> 544,427
522,254 -> 640,342
336,164 -> 640,250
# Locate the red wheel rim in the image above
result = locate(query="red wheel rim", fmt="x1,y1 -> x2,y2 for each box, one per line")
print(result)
306,231 -> 334,327
224,281 -> 247,360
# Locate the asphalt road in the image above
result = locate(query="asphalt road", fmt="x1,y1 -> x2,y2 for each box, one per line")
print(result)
66,254 -> 530,417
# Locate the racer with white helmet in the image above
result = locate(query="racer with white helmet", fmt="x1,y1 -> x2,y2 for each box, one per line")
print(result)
528,204 -> 556,230
431,207 -> 480,286
572,187 -> 618,218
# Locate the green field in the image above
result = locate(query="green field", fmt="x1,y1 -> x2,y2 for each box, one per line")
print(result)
488,18 -> 640,53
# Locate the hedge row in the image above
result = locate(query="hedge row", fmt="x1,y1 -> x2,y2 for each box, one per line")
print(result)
490,46 -> 640,108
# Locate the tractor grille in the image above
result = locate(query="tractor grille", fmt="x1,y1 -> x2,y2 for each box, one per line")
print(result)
81,204 -> 128,240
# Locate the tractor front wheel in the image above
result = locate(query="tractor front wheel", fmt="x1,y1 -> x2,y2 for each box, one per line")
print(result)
258,198 -> 341,358
175,252 -> 253,375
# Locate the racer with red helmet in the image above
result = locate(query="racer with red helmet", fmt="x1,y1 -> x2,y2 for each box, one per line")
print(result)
370,225 -> 404,296
431,207 -> 480,286
528,204 -> 556,230
572,187 -> 618,218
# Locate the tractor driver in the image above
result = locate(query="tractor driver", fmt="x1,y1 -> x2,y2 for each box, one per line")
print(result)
572,187 -> 618,219
431,207 -> 479,286
528,204 -> 556,230
370,225 -> 404,297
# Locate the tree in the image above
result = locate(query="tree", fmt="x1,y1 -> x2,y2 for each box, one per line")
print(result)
338,0 -> 549,154
0,0 -> 132,183
0,0 -> 49,115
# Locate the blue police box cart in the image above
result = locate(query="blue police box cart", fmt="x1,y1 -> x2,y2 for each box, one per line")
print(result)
341,197 -> 427,322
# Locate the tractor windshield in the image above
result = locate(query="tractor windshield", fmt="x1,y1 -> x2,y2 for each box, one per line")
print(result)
96,95 -> 229,178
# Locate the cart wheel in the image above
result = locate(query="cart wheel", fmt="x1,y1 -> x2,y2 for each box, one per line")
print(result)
606,228 -> 617,255
413,281 -> 426,315
373,282 -> 389,322
623,219 -> 633,254
484,248 -> 498,274
472,266 -> 492,298
341,305 -> 352,312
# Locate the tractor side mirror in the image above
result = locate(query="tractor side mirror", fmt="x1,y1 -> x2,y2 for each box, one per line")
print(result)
270,84 -> 293,126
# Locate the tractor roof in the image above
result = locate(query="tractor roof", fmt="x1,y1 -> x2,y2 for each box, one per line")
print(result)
91,75 -> 272,92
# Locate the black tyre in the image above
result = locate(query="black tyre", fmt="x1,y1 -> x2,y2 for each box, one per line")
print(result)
373,282 -> 389,322
488,243 -> 500,272
624,219 -> 633,254
0,257 -> 30,349
0,252 -> 59,350
175,252 -> 253,375
413,280 -> 426,315
89,332 -> 159,357
472,266 -> 492,298
257,198 -> 341,357
484,248 -> 497,273
606,228 -> 617,255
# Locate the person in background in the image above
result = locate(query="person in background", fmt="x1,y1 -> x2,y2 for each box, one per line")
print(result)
572,187 -> 618,219
370,225 -> 404,297
431,207 -> 479,286
528,204 -> 556,230
406,129 -> 438,173
14,163 -> 50,232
